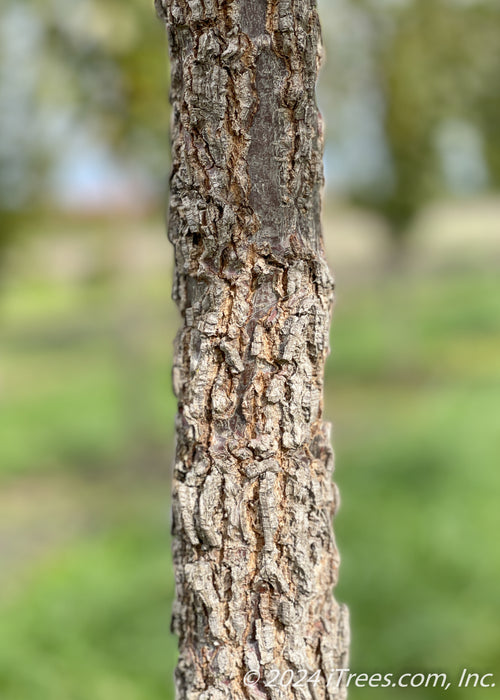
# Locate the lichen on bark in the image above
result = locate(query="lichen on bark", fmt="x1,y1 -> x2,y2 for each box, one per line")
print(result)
156,0 -> 349,697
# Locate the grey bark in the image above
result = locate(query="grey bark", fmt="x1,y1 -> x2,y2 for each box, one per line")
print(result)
156,1 -> 349,697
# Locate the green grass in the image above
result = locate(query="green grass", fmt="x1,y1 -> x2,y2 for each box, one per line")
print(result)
0,276 -> 178,476
328,272 -> 500,698
0,521 -> 176,700
1,227 -> 499,699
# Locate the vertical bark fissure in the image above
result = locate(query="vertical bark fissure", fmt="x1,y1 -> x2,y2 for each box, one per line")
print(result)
157,1 -> 349,697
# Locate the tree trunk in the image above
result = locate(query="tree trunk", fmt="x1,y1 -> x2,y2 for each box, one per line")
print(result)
156,1 -> 349,697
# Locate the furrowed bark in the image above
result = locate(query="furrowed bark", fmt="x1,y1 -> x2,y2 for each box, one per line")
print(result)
156,1 -> 349,697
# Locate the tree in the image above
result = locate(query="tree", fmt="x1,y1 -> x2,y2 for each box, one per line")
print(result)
0,0 -> 169,214
156,1 -> 349,697
319,0 -> 500,238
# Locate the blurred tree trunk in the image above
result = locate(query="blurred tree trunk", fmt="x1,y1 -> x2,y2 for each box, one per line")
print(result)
156,1 -> 349,697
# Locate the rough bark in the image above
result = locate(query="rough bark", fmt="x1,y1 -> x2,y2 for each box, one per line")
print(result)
156,1 -> 349,697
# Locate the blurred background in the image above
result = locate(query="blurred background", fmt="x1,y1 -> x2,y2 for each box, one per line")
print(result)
1,0 -> 499,698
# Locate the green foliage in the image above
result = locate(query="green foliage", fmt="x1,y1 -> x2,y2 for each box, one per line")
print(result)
320,0 -> 500,234
0,0 -> 170,209
0,524 -> 177,700
381,0 -> 500,229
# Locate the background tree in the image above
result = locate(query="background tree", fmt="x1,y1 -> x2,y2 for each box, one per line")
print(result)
320,0 -> 500,237
0,0 -> 170,266
156,0 -> 349,697
0,0 -> 169,210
